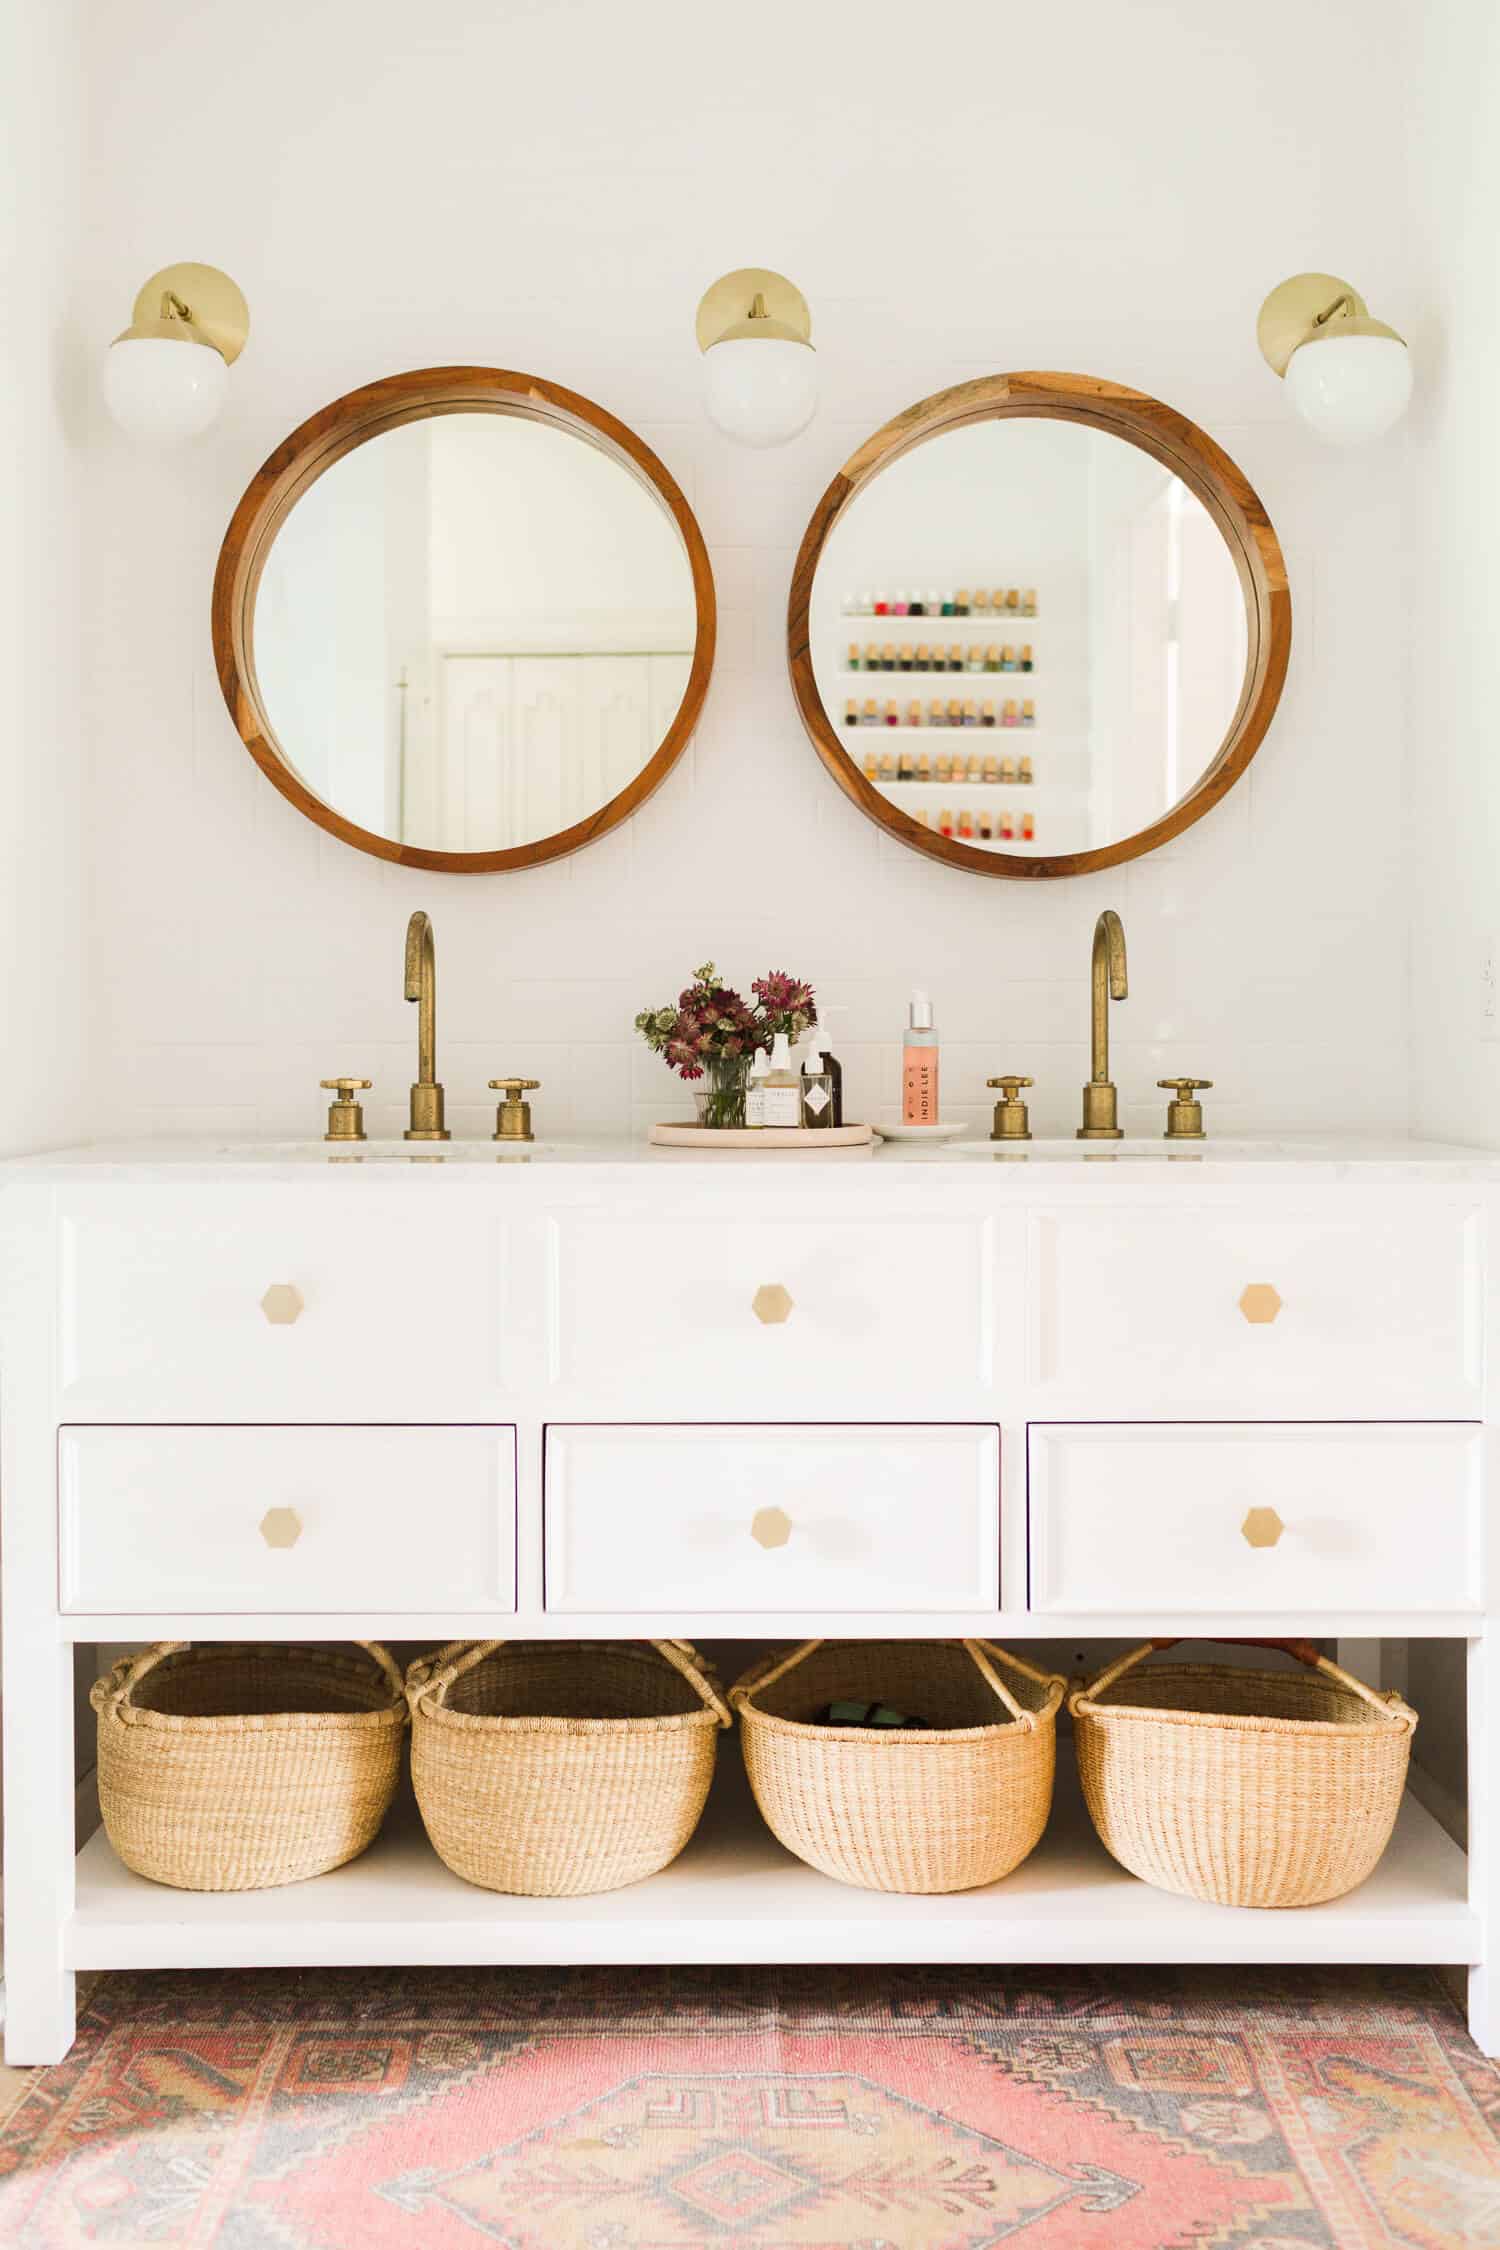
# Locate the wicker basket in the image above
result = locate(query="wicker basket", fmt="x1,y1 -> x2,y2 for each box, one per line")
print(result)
92,1641 -> 407,1892
1070,1637 -> 1418,1909
730,1638 -> 1065,1895
406,1639 -> 732,1896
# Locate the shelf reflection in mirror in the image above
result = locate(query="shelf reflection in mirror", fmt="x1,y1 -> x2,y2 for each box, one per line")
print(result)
789,374 -> 1289,880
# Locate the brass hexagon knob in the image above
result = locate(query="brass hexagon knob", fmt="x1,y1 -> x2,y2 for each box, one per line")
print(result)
1238,1282 -> 1283,1325
751,1284 -> 795,1326
750,1506 -> 793,1549
1241,1505 -> 1285,1549
259,1283 -> 305,1325
259,1506 -> 302,1549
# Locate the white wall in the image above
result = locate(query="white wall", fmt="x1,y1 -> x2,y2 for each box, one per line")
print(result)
1,0 -> 91,1156
1410,2 -> 1500,1149
77,0 -> 1419,1144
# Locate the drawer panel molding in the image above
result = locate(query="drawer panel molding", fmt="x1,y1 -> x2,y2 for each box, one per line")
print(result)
1028,1422 -> 1484,1615
60,1425 -> 518,1614
545,1423 -> 1001,1614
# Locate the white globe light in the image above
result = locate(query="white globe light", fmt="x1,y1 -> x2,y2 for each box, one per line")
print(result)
102,336 -> 229,442
1284,332 -> 1411,445
703,336 -> 817,448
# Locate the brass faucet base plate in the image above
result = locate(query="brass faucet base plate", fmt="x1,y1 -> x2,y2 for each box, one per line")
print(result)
403,1130 -> 452,1143
1077,1128 -> 1124,1141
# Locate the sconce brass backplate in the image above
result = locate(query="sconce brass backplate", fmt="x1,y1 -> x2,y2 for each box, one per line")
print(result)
129,262 -> 250,363
696,268 -> 812,351
1256,271 -> 1403,377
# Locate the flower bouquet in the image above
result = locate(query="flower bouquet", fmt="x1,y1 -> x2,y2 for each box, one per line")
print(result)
636,962 -> 816,1130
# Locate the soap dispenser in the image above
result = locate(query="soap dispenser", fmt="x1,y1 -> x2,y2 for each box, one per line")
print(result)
800,1048 -> 835,1129
762,1034 -> 802,1128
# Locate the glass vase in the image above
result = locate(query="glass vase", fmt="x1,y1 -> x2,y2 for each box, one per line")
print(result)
694,1054 -> 751,1131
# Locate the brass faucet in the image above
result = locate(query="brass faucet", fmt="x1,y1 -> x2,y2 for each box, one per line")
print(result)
1078,908 -> 1128,1140
403,910 -> 449,1141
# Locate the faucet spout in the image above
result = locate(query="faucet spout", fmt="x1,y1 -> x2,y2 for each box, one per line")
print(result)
403,911 -> 450,1141
1078,908 -> 1128,1140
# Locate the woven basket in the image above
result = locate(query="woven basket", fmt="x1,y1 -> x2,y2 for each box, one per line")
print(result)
406,1639 -> 732,1896
92,1641 -> 407,1892
1070,1637 -> 1418,1909
730,1639 -> 1065,1895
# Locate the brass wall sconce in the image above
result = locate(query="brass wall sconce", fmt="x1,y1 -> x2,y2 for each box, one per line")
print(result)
1257,271 -> 1410,444
696,267 -> 817,448
103,261 -> 249,442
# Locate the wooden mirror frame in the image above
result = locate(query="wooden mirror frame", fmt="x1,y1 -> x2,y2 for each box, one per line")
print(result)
213,366 -> 716,873
787,371 -> 1290,881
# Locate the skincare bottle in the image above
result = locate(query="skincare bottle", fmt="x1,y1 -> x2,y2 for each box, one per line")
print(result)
903,993 -> 940,1125
814,1006 -> 846,1126
801,1047 -> 835,1128
762,1033 -> 802,1128
744,1046 -> 771,1128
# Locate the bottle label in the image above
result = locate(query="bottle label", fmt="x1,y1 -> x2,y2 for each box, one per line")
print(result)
804,1081 -> 830,1116
903,1049 -> 939,1126
744,1086 -> 766,1128
762,1086 -> 802,1127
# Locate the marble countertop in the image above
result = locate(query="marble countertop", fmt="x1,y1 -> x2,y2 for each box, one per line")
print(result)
5,1133 -> 1500,1186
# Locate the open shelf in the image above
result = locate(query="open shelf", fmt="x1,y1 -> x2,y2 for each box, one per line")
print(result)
69,1747 -> 1475,1973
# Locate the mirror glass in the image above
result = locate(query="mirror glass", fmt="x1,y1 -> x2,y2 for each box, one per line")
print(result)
251,412 -> 699,854
808,418 -> 1249,859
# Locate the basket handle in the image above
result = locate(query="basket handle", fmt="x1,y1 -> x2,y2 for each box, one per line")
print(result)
962,1640 -> 1036,1729
92,1639 -> 406,1717
728,1637 -> 1061,1730
728,1638 -> 822,1708
406,1638 -> 733,1726
90,1640 -> 187,1715
1073,1637 -> 1417,1730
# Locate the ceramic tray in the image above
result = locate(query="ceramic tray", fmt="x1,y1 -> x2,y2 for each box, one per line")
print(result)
648,1122 -> 876,1150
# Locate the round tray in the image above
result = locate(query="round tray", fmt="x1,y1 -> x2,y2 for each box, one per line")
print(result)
648,1122 -> 875,1150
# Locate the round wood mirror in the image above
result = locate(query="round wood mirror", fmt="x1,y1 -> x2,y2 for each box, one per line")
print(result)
788,372 -> 1290,879
214,367 -> 716,872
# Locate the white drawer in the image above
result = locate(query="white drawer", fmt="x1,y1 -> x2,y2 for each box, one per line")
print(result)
59,1425 -> 517,1613
1031,1207 -> 1481,1415
544,1423 -> 1000,1614
549,1213 -> 993,1397
1028,1422 -> 1483,1615
57,1190 -> 508,1416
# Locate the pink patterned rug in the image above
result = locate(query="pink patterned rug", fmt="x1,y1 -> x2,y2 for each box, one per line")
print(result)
0,1964 -> 1497,2246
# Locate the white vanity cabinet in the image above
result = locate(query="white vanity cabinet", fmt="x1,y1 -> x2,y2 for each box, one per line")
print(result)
2,1140 -> 1497,2062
